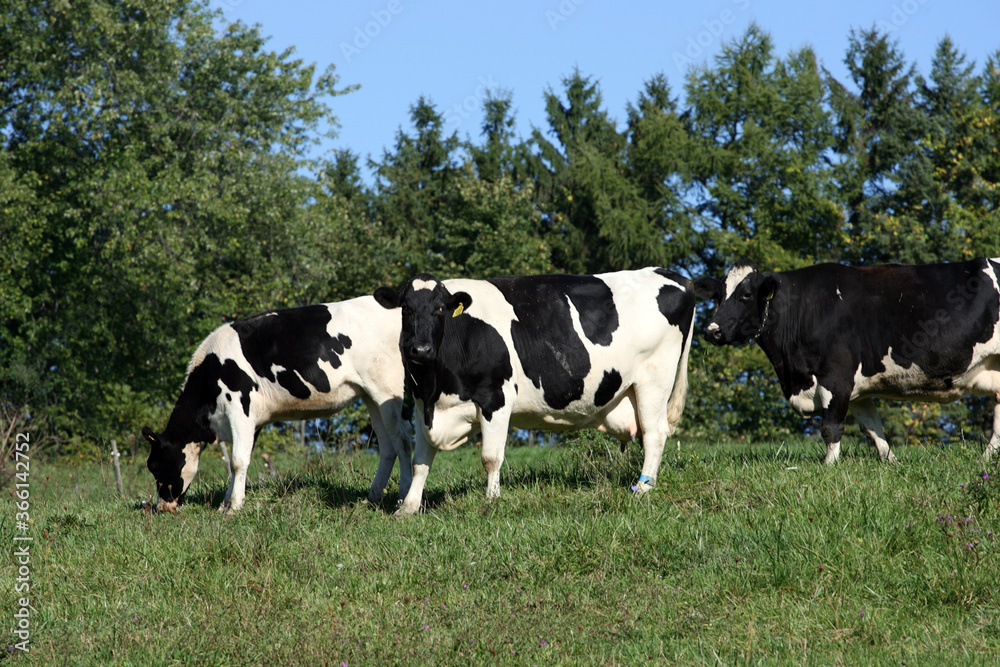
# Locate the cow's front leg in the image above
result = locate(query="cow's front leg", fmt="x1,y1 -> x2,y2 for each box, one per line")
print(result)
220,427 -> 255,513
820,397 -> 850,465
984,396 -> 1000,460
394,432 -> 435,517
850,398 -> 897,462
480,416 -> 510,500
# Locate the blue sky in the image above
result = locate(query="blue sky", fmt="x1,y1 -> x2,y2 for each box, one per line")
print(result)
213,0 -> 999,180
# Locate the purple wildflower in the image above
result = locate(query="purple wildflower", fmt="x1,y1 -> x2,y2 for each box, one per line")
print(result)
422,625 -> 430,630
859,610 -> 865,617
541,640 -> 548,647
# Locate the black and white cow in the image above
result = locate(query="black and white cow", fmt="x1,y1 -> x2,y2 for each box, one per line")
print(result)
695,258 -> 1000,463
373,269 -> 697,515
143,297 -> 410,513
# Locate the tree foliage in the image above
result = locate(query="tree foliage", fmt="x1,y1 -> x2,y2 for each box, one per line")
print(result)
3,8 -> 999,452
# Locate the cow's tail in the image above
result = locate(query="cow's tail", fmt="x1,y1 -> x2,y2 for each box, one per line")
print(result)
666,296 -> 697,433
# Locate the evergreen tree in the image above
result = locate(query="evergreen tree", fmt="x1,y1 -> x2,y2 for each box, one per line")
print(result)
371,97 -> 461,274
684,24 -> 840,273
827,27 -> 945,264
526,70 -> 673,273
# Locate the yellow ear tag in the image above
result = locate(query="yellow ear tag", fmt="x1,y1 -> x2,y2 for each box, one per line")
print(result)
452,303 -> 464,318
147,433 -> 156,442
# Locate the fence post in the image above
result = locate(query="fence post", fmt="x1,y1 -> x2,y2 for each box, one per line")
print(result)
110,439 -> 125,497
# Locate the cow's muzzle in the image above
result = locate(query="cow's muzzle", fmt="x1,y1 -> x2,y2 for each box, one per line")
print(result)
705,322 -> 724,345
408,344 -> 435,362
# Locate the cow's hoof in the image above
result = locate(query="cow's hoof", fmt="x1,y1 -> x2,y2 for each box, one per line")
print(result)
630,480 -> 654,495
393,503 -> 420,518
218,503 -> 242,515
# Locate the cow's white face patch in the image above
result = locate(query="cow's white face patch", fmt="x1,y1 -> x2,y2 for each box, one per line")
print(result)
411,278 -> 437,292
725,265 -> 757,300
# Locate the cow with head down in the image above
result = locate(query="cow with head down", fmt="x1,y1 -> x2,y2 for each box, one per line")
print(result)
695,258 -> 1000,464
143,297 -> 410,513
374,269 -> 697,516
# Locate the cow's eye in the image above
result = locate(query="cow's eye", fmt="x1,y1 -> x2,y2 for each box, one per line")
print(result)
739,292 -> 752,302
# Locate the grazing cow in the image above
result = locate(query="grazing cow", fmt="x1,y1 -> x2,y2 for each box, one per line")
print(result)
142,297 -> 410,513
694,258 -> 1000,463
373,269 -> 697,516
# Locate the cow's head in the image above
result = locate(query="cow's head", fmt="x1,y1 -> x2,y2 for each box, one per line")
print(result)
143,426 -> 202,512
694,260 -> 777,346
374,274 -> 472,363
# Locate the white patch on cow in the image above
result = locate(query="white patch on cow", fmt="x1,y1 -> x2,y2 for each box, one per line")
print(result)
849,349 -> 970,402
180,441 -> 201,493
724,264 -> 757,300
787,376 -> 833,414
706,322 -> 720,333
411,278 -> 437,291
836,287 -> 842,299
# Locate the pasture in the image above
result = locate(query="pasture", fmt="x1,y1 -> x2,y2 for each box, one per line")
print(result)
4,433 -> 999,665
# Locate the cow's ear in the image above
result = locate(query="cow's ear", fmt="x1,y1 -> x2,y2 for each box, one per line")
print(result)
692,277 -> 721,302
373,286 -> 401,309
757,275 -> 778,308
141,426 -> 160,448
449,291 -> 473,317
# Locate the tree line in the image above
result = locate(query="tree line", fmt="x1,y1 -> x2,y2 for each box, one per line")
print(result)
3,0 -> 999,457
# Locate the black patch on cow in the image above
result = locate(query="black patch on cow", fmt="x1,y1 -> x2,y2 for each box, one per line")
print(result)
747,259 -> 1000,405
594,369 -> 623,407
488,275 -> 618,410
409,313 -> 513,427
220,358 -> 256,416
654,269 -> 696,344
230,305 -> 353,397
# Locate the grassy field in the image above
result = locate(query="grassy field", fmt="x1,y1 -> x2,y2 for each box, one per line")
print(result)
2,432 -> 998,666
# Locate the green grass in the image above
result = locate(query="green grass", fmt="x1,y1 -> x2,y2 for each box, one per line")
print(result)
3,433 -> 999,665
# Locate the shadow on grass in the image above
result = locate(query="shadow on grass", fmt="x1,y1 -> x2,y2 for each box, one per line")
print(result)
137,434 -> 910,515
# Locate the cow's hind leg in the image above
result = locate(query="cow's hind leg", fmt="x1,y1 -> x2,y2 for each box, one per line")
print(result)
632,383 -> 672,494
850,398 -> 898,463
984,396 -> 1000,460
220,422 -> 256,513
364,397 -> 411,504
